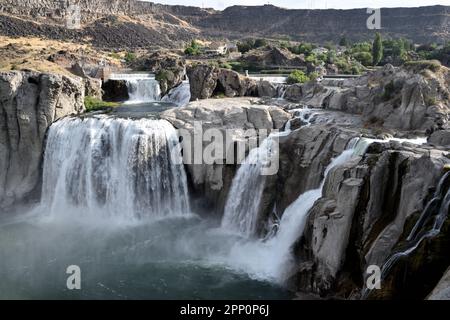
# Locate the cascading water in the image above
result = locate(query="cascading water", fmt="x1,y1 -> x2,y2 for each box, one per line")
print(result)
109,73 -> 161,104
361,171 -> 450,298
41,116 -> 189,221
161,80 -> 191,107
222,137 -> 277,237
217,138 -> 360,282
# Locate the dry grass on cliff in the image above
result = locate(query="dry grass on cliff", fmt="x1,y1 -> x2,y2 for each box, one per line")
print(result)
0,36 -> 121,75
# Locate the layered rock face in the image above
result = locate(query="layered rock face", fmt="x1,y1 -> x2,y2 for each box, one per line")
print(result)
197,5 -> 450,44
161,98 -> 291,216
0,71 -> 84,210
292,141 -> 449,298
2,2 -> 448,48
284,65 -> 450,135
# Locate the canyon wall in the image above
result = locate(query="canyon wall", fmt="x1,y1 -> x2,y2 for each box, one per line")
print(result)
0,71 -> 84,211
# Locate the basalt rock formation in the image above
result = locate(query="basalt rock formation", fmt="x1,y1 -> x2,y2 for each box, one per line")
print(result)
284,64 -> 450,134
0,1 -> 449,48
161,98 -> 291,216
0,71 -> 84,210
187,64 -> 257,101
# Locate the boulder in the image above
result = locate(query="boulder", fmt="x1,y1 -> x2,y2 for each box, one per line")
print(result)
187,64 -> 219,100
0,71 -> 84,210
429,130 -> 450,148
84,77 -> 103,99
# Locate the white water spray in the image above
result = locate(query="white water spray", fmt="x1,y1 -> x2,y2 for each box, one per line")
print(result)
40,116 -> 189,222
109,73 -> 161,104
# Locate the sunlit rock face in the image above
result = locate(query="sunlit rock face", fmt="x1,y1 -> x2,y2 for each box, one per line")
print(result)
0,71 -> 84,210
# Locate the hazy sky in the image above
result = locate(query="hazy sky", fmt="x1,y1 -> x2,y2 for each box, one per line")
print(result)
151,0 -> 450,10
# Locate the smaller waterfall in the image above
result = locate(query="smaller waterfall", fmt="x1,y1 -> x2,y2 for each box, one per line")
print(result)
220,138 -> 360,282
222,136 -> 279,237
41,116 -> 189,221
161,80 -> 191,107
109,73 -> 161,104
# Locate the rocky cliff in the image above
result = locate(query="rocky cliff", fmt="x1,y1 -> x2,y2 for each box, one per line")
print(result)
0,71 -> 84,211
0,1 -> 449,48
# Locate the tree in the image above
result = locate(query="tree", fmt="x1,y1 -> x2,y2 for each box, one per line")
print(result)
184,40 -> 201,56
254,38 -> 268,48
372,32 -> 383,66
339,36 -> 349,47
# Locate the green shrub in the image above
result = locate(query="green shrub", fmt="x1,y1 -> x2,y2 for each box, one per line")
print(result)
109,52 -> 121,60
309,72 -> 320,81
287,70 -> 310,84
84,96 -> 119,112
353,52 -> 373,67
404,60 -> 442,72
124,52 -> 136,63
184,40 -> 201,56
219,61 -> 232,70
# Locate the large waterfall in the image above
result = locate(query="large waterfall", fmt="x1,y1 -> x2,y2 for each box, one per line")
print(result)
40,116 -> 190,221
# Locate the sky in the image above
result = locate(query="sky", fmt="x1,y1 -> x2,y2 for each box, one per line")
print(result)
150,0 -> 450,10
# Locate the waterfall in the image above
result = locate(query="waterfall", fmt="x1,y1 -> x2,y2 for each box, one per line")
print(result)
219,138 -> 360,282
40,116 -> 190,221
109,73 -> 161,104
221,137 -> 276,237
361,171 -> 450,298
161,80 -> 191,107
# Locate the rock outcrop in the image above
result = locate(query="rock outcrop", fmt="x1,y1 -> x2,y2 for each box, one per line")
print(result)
187,64 -> 257,101
291,141 -> 449,299
240,46 -> 306,69
134,52 -> 186,96
283,64 -> 450,133
0,71 -> 84,210
161,98 -> 291,216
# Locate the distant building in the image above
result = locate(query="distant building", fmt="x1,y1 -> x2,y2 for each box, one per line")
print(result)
226,42 -> 238,53
203,42 -> 227,56
311,47 -> 329,55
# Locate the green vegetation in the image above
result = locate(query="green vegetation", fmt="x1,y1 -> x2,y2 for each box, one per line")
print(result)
84,96 -> 119,112
184,40 -> 201,56
353,51 -> 373,67
237,38 -> 269,53
286,70 -> 310,84
109,52 -> 121,60
124,52 -> 136,63
339,36 -> 349,47
404,60 -> 442,72
372,32 -> 383,66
